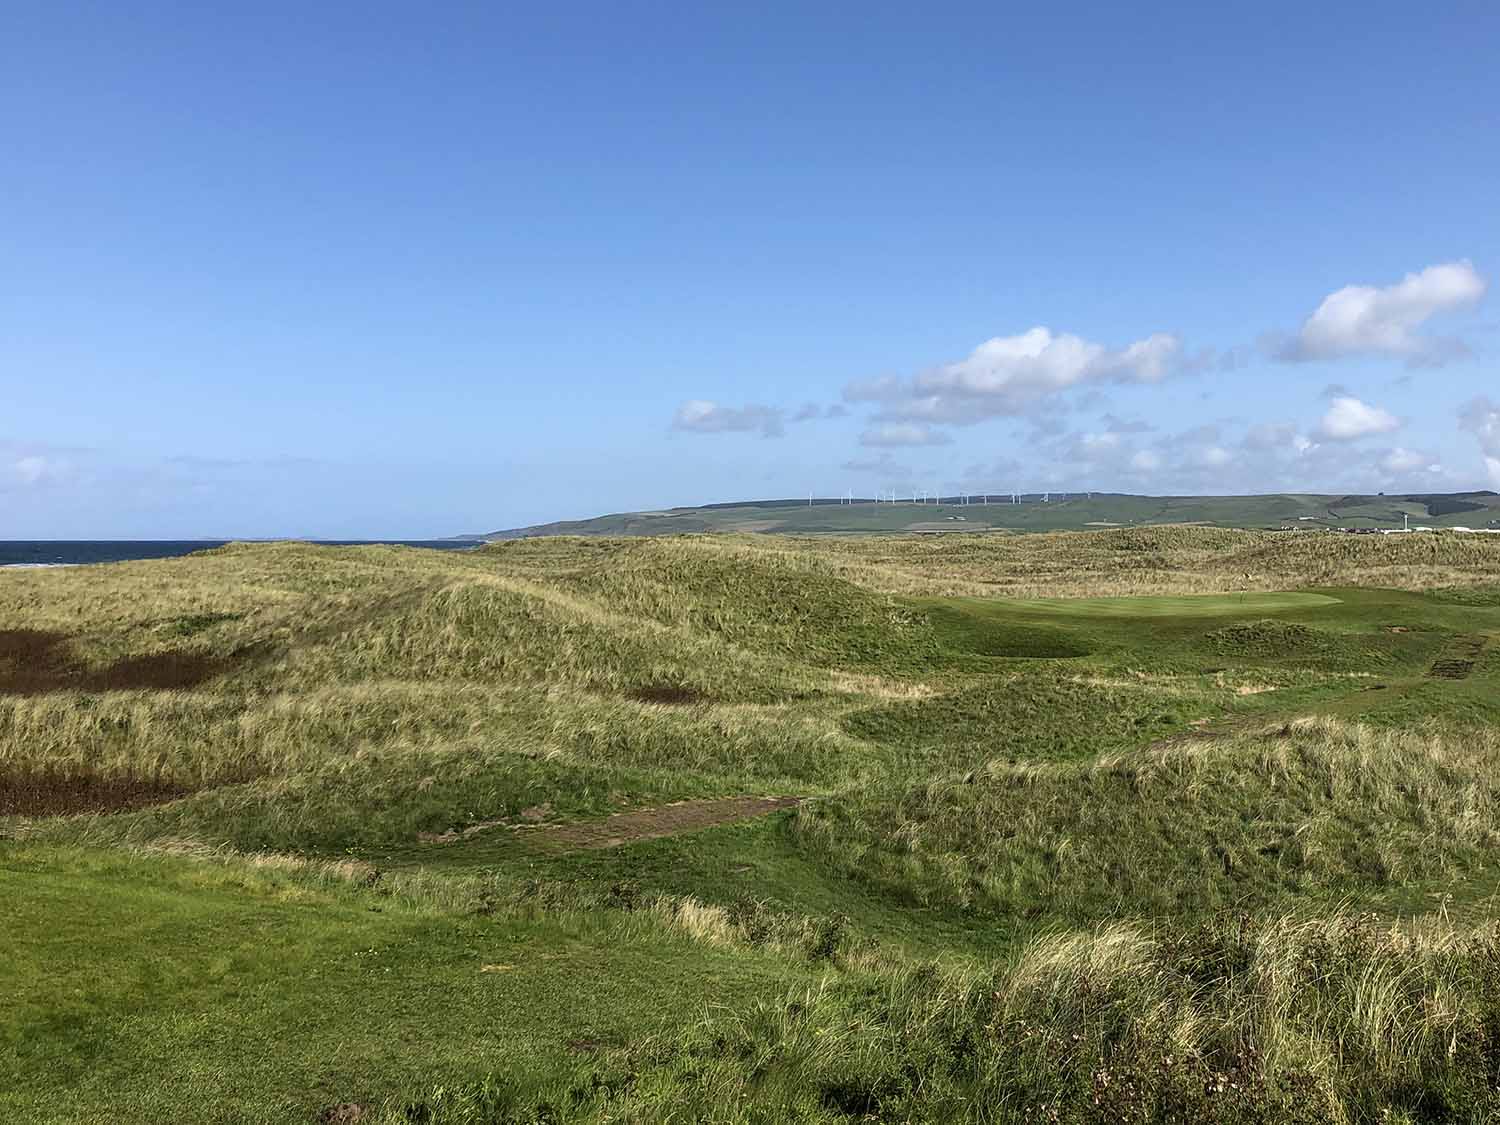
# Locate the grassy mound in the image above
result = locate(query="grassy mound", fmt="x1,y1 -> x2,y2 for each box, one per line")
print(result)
581,912 -> 1500,1123
841,677 -> 1206,768
5,530 -> 1500,1121
487,536 -> 944,673
1206,618 -> 1333,656
798,718 -> 1500,920
924,604 -> 1092,658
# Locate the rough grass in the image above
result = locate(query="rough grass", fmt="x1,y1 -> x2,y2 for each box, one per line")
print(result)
574,911 -> 1500,1123
5,527 -> 1500,1121
797,717 -> 1500,921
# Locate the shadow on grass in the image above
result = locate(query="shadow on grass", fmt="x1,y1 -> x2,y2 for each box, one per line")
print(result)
0,767 -> 192,816
0,628 -> 260,695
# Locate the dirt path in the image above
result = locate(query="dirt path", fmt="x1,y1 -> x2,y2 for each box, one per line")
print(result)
422,796 -> 803,852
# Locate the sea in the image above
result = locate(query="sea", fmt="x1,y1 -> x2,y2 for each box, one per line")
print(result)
0,540 -> 480,568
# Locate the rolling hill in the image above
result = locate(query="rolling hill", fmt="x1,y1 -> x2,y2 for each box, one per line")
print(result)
7,529 -> 1500,1120
470,489 -> 1500,539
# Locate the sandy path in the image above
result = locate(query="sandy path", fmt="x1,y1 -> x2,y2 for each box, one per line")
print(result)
421,795 -> 802,851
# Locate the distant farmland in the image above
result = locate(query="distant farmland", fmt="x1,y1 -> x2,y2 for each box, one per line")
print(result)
470,489 -> 1500,539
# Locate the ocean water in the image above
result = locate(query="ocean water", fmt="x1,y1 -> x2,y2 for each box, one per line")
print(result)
0,540 -> 479,567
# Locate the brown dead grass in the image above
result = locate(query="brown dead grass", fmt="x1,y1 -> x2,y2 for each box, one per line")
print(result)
0,767 -> 191,816
420,796 -> 803,850
531,795 -> 802,851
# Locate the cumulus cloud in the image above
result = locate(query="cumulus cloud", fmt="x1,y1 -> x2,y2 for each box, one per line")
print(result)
1317,396 -> 1400,441
844,325 -> 1185,426
858,423 -> 952,448
671,400 -> 785,438
1274,260 -> 1487,366
1460,396 -> 1500,487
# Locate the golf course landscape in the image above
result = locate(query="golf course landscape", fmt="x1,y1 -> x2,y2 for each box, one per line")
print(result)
6,527 -> 1500,1122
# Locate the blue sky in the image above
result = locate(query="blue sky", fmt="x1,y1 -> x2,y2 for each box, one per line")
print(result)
3,1 -> 1497,537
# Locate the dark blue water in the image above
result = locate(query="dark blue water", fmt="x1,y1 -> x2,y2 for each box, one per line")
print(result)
0,540 -> 479,567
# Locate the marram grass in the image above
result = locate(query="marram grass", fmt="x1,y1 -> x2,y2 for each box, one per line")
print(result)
4,528 -> 1500,1122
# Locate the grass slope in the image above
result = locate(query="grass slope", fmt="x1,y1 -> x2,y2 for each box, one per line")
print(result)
5,527 -> 1500,1121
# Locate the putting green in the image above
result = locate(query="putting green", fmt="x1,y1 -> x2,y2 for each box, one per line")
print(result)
984,592 -> 1343,618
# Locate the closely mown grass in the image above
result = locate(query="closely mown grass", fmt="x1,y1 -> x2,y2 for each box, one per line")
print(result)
5,527 -> 1500,1121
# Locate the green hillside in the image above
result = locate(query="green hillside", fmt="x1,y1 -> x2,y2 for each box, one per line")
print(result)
7,529 -> 1500,1121
477,490 -> 1500,538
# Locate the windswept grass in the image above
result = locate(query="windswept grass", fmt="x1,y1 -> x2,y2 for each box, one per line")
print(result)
5,527 -> 1500,1121
567,911 -> 1500,1123
796,717 -> 1500,922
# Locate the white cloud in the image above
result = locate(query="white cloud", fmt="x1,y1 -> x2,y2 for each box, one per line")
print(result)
1276,260 -> 1487,366
671,400 -> 784,438
915,326 -> 1178,407
7,454 -> 80,488
1317,396 -> 1400,441
1460,396 -> 1500,488
1378,447 -> 1439,475
858,423 -> 952,448
976,412 -> 1476,498
845,325 -> 1184,425
1242,422 -> 1312,454
14,456 -> 50,485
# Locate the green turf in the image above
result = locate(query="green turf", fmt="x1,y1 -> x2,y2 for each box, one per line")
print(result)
0,845 -> 808,1124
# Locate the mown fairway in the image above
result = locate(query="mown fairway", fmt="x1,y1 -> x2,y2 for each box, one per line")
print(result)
5,528 -> 1500,1122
